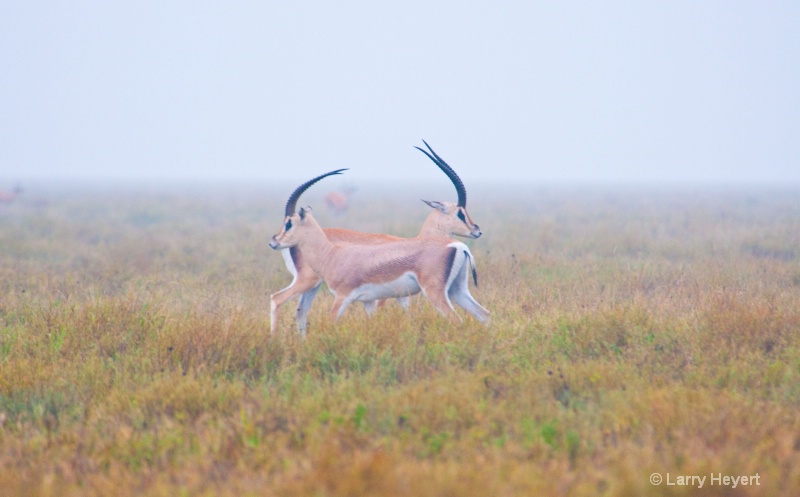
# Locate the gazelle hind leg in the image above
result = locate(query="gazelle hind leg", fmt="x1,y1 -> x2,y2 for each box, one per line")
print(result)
446,254 -> 490,324
427,292 -> 462,321
418,283 -> 461,322
449,286 -> 490,324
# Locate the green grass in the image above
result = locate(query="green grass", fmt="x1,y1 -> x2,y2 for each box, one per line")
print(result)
0,183 -> 799,496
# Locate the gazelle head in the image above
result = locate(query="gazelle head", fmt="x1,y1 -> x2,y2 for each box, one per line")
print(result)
415,140 -> 482,239
269,169 -> 347,250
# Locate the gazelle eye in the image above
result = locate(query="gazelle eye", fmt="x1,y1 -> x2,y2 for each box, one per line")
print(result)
285,219 -> 293,230
457,210 -> 466,223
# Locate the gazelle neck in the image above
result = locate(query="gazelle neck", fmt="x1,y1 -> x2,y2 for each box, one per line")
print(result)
294,213 -> 337,271
419,209 -> 453,238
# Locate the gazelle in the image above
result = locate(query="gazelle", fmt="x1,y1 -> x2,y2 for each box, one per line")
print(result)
269,169 -> 490,336
269,141 -> 484,334
324,185 -> 356,215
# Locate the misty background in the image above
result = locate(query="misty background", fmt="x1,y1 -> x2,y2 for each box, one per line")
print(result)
1,2 -> 798,189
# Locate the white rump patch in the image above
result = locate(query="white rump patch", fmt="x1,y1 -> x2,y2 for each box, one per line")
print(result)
447,240 -> 472,254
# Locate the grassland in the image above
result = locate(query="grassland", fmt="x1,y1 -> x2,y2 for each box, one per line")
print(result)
1,181 -> 799,496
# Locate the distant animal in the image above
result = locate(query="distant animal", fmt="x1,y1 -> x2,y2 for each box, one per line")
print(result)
0,185 -> 22,204
268,141 -> 488,336
324,185 -> 356,215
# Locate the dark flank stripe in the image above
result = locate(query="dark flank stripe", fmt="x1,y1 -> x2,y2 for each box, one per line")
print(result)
444,247 -> 457,287
289,246 -> 300,267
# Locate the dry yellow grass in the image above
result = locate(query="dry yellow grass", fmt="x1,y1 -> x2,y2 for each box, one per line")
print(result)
1,182 -> 799,496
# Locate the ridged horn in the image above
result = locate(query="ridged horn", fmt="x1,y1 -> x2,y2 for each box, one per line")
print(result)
284,169 -> 347,216
414,140 -> 467,207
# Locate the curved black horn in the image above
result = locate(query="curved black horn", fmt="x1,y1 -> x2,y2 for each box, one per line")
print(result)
284,169 -> 347,216
414,140 -> 467,207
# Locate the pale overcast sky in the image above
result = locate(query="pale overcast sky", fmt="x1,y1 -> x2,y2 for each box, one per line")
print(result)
1,2 -> 798,186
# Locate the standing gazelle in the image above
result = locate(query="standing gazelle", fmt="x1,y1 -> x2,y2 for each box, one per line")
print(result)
324,185 -> 356,215
269,141 -> 483,334
269,169 -> 490,335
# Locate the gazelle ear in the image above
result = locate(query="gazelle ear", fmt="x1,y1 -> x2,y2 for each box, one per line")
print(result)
422,199 -> 447,213
298,207 -> 307,220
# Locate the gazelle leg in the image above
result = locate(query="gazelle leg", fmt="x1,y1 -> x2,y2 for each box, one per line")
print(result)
446,258 -> 491,324
296,282 -> 322,337
270,289 -> 293,335
450,288 -> 490,324
362,300 -> 378,315
330,292 -> 358,320
395,296 -> 410,310
419,286 -> 461,322
269,275 -> 323,334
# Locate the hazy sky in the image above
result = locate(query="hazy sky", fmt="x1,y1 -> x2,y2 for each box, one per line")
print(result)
2,2 -> 798,186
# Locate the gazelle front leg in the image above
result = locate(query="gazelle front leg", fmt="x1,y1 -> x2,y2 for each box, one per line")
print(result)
270,274 -> 324,334
270,287 -> 299,335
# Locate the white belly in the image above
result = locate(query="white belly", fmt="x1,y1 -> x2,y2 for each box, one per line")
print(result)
353,272 -> 421,302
